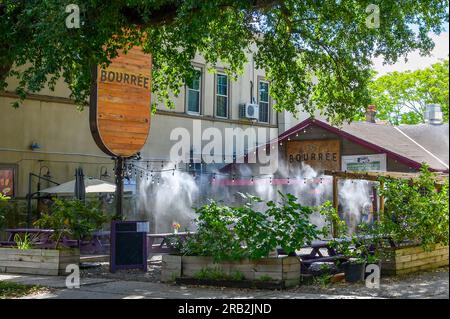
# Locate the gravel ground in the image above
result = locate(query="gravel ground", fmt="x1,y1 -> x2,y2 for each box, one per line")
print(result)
79,255 -> 449,298
293,267 -> 449,299
80,255 -> 162,283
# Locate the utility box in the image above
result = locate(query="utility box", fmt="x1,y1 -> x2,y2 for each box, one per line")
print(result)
110,220 -> 149,273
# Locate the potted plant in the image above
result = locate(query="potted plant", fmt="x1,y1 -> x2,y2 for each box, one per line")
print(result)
161,192 -> 333,288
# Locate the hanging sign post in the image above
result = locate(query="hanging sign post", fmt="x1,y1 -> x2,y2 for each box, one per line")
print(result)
90,46 -> 152,218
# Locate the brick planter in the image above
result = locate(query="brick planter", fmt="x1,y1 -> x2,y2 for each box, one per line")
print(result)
161,255 -> 301,288
381,244 -> 449,276
0,248 -> 80,276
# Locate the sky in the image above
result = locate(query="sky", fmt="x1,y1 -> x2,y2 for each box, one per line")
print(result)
372,23 -> 449,76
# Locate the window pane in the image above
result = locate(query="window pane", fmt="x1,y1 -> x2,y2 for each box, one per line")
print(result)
217,74 -> 228,96
259,102 -> 269,122
216,96 -> 228,117
259,82 -> 269,102
188,90 -> 200,113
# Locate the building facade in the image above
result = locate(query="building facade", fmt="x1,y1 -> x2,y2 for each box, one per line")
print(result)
0,52 -> 305,198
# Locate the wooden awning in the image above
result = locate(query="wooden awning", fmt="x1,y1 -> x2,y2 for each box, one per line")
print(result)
324,170 -> 448,185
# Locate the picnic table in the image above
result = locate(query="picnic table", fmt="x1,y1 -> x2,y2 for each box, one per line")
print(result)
0,228 -> 107,250
0,228 -> 55,248
80,230 -> 110,255
295,235 -> 395,273
147,232 -> 192,254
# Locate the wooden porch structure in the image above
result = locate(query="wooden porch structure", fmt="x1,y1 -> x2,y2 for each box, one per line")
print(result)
324,170 -> 449,236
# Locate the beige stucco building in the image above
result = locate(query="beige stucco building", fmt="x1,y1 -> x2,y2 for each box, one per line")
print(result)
0,52 -> 307,198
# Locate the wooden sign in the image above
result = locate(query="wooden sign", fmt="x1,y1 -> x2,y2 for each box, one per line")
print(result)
286,140 -> 340,171
90,47 -> 152,157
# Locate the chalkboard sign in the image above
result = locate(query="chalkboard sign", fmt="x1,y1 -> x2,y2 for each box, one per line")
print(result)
110,221 -> 149,273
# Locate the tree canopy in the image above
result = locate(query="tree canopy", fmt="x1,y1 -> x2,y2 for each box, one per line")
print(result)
356,59 -> 449,125
0,0 -> 448,124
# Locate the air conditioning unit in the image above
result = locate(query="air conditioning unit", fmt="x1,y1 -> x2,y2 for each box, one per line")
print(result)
239,103 -> 259,120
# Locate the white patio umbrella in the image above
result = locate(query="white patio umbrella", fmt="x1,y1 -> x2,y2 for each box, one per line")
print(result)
39,177 -> 116,195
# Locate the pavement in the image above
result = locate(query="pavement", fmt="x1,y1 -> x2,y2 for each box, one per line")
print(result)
1,267 -> 448,299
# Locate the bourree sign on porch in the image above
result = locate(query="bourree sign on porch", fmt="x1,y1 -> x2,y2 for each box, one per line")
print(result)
89,46 -> 152,158
286,139 -> 341,171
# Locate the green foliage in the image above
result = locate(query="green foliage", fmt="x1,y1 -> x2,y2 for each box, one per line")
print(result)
0,199 -> 29,231
1,1 -> 448,123
0,193 -> 9,230
356,59 -> 449,124
194,267 -> 245,281
376,164 -> 449,249
34,199 -> 109,248
258,275 -> 274,282
179,192 -> 331,261
13,233 -> 33,250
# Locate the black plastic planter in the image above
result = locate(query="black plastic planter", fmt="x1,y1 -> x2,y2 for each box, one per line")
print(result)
343,261 -> 366,283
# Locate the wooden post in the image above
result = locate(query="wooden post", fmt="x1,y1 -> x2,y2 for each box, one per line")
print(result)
379,180 -> 385,221
332,176 -> 339,237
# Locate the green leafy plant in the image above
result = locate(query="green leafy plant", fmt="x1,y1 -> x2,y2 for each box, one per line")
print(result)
180,192 -> 331,262
258,275 -> 274,282
194,267 -> 245,281
13,233 -> 33,250
313,273 -> 333,288
376,164 -> 449,250
34,199 -> 109,249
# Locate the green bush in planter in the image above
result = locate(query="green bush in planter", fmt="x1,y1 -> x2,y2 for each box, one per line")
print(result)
376,164 -> 449,250
34,199 -> 109,248
178,192 -> 336,261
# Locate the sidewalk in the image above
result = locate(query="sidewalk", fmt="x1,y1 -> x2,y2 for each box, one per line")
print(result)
1,267 -> 448,299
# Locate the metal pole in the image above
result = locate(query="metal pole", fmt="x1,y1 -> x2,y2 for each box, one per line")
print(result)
115,157 -> 124,219
26,173 -> 32,228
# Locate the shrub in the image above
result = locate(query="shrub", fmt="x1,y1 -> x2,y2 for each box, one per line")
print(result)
179,192 -> 333,261
34,199 -> 109,248
377,165 -> 449,249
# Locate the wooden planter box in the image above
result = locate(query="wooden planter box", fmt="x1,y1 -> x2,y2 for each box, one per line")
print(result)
0,248 -> 80,276
161,255 -> 301,288
381,244 -> 449,276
